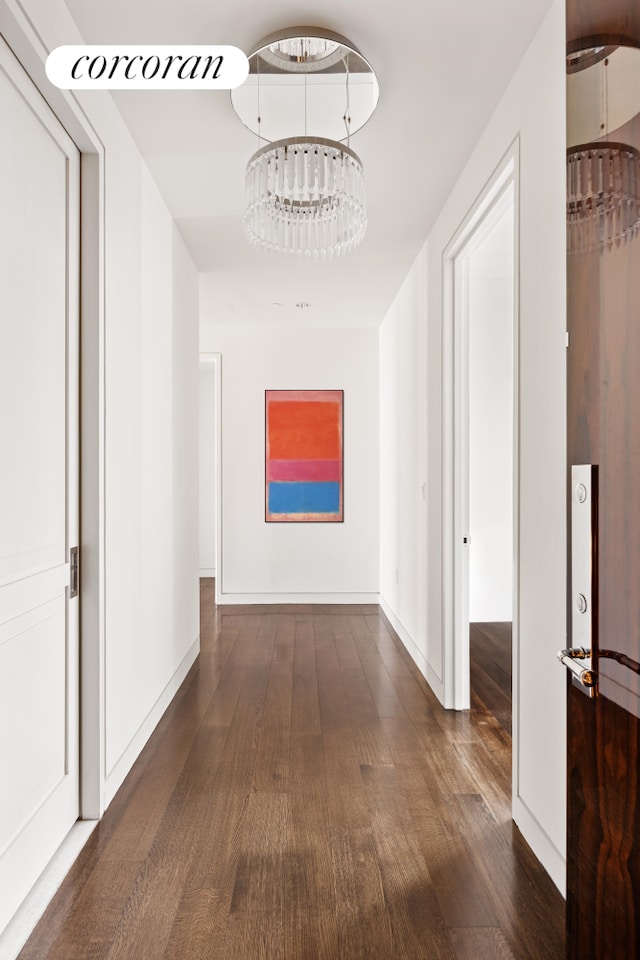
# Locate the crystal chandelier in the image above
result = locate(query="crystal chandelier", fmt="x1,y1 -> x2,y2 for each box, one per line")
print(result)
244,138 -> 366,259
567,143 -> 640,254
566,44 -> 640,254
231,28 -> 378,261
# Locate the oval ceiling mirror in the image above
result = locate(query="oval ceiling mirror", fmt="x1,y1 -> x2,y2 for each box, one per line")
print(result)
231,27 -> 379,144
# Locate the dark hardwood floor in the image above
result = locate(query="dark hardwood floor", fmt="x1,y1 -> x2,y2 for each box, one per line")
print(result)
470,622 -> 512,736
18,585 -> 563,959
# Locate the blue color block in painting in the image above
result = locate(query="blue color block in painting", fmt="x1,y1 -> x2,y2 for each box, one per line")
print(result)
268,481 -> 340,515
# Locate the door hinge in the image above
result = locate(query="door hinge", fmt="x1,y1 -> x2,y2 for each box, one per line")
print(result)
69,546 -> 79,599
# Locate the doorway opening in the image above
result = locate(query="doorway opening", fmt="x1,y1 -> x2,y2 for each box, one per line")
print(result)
443,146 -> 519,766
466,200 -> 515,739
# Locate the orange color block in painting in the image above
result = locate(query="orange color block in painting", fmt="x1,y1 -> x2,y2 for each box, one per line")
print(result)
268,401 -> 341,460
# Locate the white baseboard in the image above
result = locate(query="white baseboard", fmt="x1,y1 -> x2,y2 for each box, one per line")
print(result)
215,592 -> 380,605
199,568 -> 216,578
0,820 -> 97,960
378,596 -> 445,704
379,597 -> 428,675
512,795 -> 566,896
104,636 -> 200,808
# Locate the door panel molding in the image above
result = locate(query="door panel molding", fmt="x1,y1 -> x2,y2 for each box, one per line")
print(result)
0,31 -> 81,936
0,0 -> 107,826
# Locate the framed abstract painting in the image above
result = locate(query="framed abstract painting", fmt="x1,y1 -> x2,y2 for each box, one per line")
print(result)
265,390 -> 344,522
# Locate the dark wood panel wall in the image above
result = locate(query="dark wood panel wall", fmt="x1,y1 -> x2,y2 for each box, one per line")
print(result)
567,0 -> 640,47
566,1 -> 640,958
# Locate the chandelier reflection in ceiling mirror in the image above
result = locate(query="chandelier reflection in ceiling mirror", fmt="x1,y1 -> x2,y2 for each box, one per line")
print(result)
230,27 -> 379,260
566,43 -> 640,254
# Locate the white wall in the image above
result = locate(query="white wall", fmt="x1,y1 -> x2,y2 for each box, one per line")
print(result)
468,210 -> 513,622
200,322 -> 379,602
379,0 -> 567,892
379,248 -> 429,678
10,0 -> 201,808
100,111 -> 200,799
171,232 -> 200,669
199,363 -> 216,576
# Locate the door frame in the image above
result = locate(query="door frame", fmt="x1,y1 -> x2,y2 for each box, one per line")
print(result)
0,2 -> 107,820
442,140 -> 520,717
199,353 -> 222,602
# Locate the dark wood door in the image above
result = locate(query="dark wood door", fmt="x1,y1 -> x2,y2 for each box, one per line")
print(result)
565,9 -> 640,956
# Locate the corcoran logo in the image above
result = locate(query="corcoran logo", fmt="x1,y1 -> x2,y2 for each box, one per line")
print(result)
46,45 -> 249,90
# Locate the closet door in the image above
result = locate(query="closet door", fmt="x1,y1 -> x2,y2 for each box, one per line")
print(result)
0,35 -> 80,935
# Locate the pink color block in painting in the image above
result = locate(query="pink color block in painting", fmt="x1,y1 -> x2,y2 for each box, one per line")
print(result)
268,459 -> 342,482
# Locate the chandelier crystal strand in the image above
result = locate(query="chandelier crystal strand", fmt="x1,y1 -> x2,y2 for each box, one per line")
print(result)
244,136 -> 367,260
567,144 -> 640,254
260,37 -> 343,70
276,37 -> 339,61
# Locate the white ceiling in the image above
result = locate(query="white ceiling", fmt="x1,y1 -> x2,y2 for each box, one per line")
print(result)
64,0 -> 554,327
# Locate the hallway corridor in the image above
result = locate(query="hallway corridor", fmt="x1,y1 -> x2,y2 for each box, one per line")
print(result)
19,583 -> 564,959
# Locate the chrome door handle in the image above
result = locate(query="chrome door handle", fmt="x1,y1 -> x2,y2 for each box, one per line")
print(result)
557,646 -> 597,696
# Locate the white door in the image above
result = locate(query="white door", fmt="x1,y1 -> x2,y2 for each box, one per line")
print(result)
0,36 -> 80,934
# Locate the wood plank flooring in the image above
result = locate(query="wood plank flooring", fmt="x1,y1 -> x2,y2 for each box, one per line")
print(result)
19,584 -> 564,959
470,622 -> 512,736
